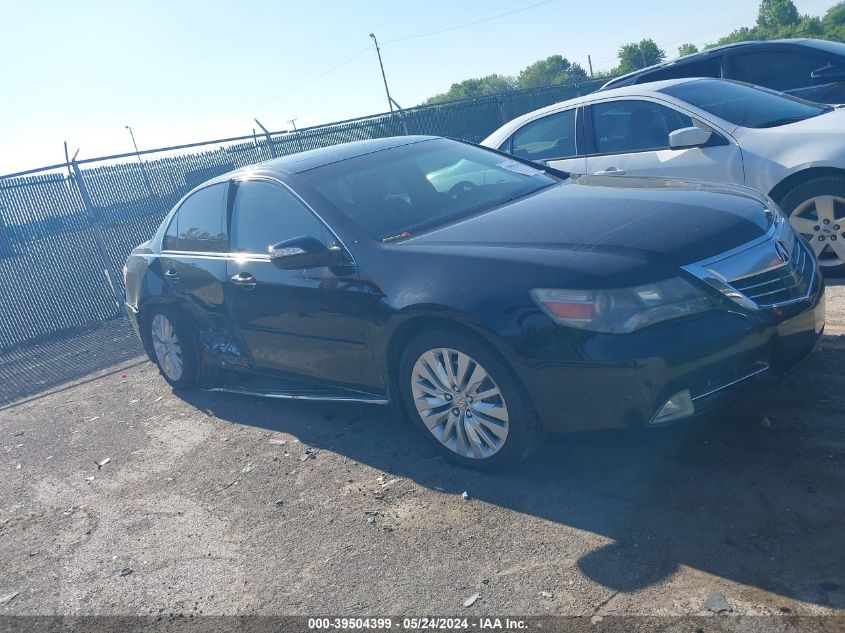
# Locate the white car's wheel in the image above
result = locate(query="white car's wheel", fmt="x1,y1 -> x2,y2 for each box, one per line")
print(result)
780,176 -> 845,276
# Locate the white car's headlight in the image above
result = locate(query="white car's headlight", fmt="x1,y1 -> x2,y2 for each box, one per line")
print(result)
530,278 -> 715,334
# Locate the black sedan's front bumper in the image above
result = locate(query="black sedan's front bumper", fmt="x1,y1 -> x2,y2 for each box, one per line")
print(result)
514,278 -> 826,433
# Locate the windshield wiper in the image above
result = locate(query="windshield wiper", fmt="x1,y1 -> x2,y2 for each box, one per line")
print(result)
757,109 -> 830,128
757,116 -> 811,128
380,183 -> 557,243
382,230 -> 411,243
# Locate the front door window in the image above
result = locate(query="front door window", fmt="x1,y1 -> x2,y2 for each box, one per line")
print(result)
591,100 -> 693,154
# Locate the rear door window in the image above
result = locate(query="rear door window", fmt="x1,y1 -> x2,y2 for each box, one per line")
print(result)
162,213 -> 179,251
164,183 -> 227,252
510,109 -> 578,161
230,180 -> 326,254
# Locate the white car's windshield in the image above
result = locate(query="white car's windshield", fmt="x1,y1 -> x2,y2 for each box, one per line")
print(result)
660,79 -> 831,128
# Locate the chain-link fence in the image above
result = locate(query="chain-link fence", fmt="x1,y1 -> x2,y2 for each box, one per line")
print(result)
0,78 -> 610,351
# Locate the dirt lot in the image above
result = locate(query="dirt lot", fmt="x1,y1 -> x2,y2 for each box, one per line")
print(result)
1,283 -> 844,619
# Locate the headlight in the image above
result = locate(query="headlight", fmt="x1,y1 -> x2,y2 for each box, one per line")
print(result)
530,277 -> 714,334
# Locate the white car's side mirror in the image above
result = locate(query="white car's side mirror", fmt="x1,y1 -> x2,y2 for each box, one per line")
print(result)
668,127 -> 713,149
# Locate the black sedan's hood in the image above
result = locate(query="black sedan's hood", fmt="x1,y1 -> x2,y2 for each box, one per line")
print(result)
400,175 -> 772,267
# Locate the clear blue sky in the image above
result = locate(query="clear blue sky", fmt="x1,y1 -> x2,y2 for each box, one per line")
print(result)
0,0 -> 834,174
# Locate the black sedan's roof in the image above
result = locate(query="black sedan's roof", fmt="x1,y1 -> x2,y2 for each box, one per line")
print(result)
231,135 -> 437,178
601,38 -> 835,89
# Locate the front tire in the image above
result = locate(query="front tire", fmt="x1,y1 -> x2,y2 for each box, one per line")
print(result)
779,175 -> 845,276
147,307 -> 210,390
398,327 -> 542,471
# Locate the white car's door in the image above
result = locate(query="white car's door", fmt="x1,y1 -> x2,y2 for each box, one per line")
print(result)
498,107 -> 587,174
584,98 -> 744,185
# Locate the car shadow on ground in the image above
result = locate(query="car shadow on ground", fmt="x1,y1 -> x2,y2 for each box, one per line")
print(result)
177,335 -> 845,609
0,318 -> 142,407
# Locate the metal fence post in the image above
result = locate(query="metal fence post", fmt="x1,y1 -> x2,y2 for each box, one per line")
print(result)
495,96 -> 509,125
0,203 -> 12,257
254,119 -> 277,158
394,108 -> 410,136
70,159 -> 125,316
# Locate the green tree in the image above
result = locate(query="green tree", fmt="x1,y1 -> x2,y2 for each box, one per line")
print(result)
797,15 -> 824,37
425,74 -> 515,104
678,43 -> 699,56
424,0 -> 845,105
707,26 -> 756,48
822,2 -> 845,40
617,39 -> 666,73
516,55 -> 587,89
757,0 -> 800,33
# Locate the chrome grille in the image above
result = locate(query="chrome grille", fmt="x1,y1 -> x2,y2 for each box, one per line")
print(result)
682,215 -> 818,311
728,239 -> 812,307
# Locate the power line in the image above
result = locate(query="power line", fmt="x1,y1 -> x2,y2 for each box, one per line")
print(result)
254,0 -> 558,109
256,46 -> 372,106
589,11 -> 760,67
381,0 -> 558,46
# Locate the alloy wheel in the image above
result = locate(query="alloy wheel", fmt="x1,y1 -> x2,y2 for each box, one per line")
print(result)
410,348 -> 509,459
788,195 -> 845,267
151,313 -> 183,382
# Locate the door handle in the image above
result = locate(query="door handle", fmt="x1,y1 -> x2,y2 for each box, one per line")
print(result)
230,272 -> 257,290
163,269 -> 180,284
594,167 -> 626,176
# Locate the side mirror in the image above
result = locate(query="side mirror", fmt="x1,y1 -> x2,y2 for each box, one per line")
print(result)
668,126 -> 712,149
268,236 -> 331,269
811,64 -> 845,84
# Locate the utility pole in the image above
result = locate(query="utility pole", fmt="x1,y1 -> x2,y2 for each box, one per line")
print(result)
124,125 -> 154,197
369,33 -> 394,113
69,148 -> 125,315
288,118 -> 305,152
640,47 -> 647,69
587,55 -> 593,78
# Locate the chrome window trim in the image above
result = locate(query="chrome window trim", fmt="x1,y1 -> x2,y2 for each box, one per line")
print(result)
160,250 -> 228,259
160,181 -> 230,253
230,174 -> 357,266
159,250 -> 273,265
160,176 -> 357,267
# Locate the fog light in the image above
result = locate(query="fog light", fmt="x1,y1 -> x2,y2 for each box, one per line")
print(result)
651,390 -> 694,425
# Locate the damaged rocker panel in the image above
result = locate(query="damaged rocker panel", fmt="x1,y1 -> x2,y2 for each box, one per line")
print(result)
205,386 -> 388,404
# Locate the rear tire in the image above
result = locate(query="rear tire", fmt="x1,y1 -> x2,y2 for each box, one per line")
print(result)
398,326 -> 542,471
778,175 -> 845,276
147,307 -> 211,390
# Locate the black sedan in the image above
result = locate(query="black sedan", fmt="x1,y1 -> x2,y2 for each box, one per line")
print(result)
124,136 -> 825,470
602,38 -> 845,104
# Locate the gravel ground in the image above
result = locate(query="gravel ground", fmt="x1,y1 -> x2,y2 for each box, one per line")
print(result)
1,283 -> 844,618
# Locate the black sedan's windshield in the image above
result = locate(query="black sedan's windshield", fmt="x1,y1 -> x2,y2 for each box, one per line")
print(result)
298,138 -> 560,240
660,79 -> 831,128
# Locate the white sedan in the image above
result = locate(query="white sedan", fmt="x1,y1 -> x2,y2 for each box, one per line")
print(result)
481,77 -> 845,272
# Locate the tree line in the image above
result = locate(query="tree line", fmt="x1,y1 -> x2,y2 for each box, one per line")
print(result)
424,0 -> 845,104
